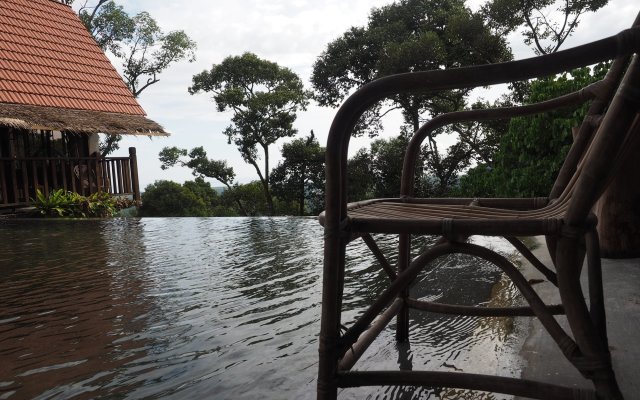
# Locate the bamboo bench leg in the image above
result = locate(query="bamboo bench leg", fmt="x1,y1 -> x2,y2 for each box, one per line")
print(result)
555,236 -> 623,399
318,231 -> 347,400
586,228 -> 608,344
396,233 -> 410,342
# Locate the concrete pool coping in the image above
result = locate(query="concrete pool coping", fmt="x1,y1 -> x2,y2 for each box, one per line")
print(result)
515,237 -> 640,399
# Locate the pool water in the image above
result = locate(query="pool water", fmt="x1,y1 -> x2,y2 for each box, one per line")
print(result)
0,218 -> 528,399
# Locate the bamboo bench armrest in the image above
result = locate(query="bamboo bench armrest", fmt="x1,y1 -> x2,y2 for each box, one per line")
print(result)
399,86 -> 603,196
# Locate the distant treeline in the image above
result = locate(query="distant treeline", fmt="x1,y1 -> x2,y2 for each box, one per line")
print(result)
141,0 -> 608,217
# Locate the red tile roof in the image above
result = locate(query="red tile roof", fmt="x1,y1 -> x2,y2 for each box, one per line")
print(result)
0,0 -> 146,116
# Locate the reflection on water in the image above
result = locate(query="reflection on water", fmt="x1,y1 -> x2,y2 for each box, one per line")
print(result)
0,218 -> 526,399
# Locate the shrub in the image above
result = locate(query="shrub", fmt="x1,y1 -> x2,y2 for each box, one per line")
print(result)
31,189 -> 125,218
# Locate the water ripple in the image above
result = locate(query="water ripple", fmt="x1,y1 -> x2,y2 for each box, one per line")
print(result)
0,219 -> 525,399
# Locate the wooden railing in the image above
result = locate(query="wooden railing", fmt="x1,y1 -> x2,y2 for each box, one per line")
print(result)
0,147 -> 140,208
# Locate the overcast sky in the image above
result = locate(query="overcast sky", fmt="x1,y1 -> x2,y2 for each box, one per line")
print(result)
92,0 -> 638,190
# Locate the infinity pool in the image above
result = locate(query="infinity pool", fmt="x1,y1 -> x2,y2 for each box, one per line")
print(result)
0,218 -> 527,399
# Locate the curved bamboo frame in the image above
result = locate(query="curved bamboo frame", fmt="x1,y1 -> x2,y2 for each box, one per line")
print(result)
318,26 -> 640,400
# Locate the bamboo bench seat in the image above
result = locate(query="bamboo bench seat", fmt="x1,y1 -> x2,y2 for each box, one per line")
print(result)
317,17 -> 640,400
320,197 -> 569,236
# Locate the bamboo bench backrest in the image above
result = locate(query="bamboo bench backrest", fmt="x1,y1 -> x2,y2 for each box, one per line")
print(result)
397,15 -> 640,211
563,56 -> 640,226
548,55 -> 632,201
550,12 -> 640,204
323,27 -> 640,226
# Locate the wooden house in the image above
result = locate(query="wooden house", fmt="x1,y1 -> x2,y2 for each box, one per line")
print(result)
0,0 -> 168,208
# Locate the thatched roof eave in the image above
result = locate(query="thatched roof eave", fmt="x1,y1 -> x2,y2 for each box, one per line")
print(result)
0,103 -> 169,136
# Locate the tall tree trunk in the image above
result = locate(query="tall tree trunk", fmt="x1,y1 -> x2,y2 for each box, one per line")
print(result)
224,184 -> 248,216
411,107 -> 420,133
262,145 -> 274,215
247,159 -> 273,215
299,165 -> 306,216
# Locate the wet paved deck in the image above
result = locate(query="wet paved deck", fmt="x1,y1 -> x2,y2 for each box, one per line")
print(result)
516,238 -> 640,399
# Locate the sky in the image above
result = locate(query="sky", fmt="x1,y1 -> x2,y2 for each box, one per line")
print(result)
86,0 -> 638,190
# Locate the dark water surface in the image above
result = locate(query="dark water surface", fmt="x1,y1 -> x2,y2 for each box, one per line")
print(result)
0,218 -> 527,399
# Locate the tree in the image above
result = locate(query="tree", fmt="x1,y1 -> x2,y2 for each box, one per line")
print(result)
369,134 -> 412,198
345,133 -> 434,201
313,0 -> 511,128
223,181 -> 271,217
189,52 -> 309,216
270,131 -> 325,215
78,1 -> 133,57
139,178 -> 237,217
347,149 -> 375,202
74,1 -> 197,155
120,12 -> 196,98
158,146 -> 248,216
140,180 -> 209,217
422,134 -> 473,196
312,0 -> 512,195
481,0 -> 609,55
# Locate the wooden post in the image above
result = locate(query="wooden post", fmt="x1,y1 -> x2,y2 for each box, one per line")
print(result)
10,159 -> 19,204
94,152 -> 102,192
0,160 -> 7,205
129,147 -> 141,204
110,159 -> 117,193
41,159 -> 49,196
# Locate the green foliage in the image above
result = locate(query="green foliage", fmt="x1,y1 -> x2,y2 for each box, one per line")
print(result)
458,63 -> 609,197
86,191 -> 119,217
183,179 -> 220,210
159,146 -> 236,188
312,0 -> 511,195
80,1 -> 133,57
312,0 -> 512,129
270,132 -> 325,215
481,0 -> 609,54
189,52 -> 310,215
31,189 -> 121,218
32,189 -> 73,217
139,180 -> 203,217
139,179 -> 234,217
123,12 -> 197,97
80,3 -> 197,96
346,133 -> 432,201
369,134 -> 411,198
452,163 -> 497,198
222,181 -> 273,216
158,146 -> 247,215
347,149 -> 376,202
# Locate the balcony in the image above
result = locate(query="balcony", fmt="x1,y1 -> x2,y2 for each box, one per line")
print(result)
0,147 -> 141,208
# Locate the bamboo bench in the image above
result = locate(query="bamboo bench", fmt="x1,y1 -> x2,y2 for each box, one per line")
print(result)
317,22 -> 640,400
